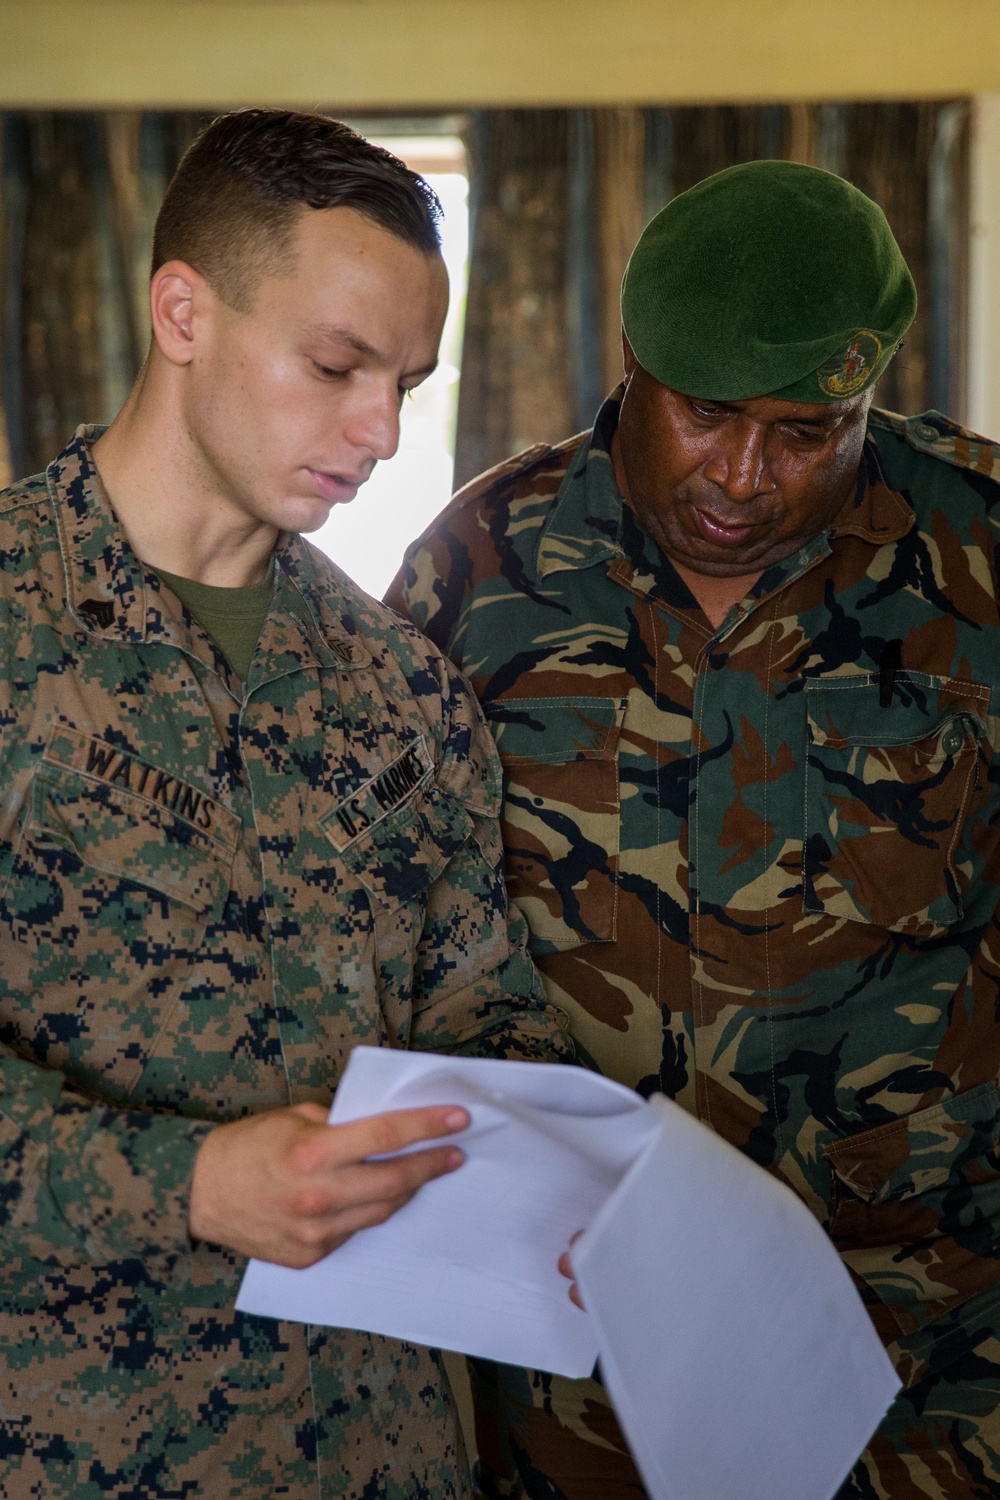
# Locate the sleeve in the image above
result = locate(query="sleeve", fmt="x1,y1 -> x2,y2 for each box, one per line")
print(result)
383,520 -> 471,657
406,657 -> 573,1065
0,1053 -> 212,1267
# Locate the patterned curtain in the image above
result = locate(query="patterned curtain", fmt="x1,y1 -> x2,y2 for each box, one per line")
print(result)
0,112 -> 208,486
0,103 -> 970,493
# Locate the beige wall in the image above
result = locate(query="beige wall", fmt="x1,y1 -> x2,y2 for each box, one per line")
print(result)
4,0 -> 1000,110
968,96 -> 1000,439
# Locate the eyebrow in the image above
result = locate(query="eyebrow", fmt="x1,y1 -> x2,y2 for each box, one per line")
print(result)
307,324 -> 438,378
697,397 -> 836,430
783,414 -> 837,429
308,324 -> 382,359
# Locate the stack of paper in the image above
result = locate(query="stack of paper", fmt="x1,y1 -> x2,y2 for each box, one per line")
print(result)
238,1050 -> 652,1374
237,1048 -> 900,1500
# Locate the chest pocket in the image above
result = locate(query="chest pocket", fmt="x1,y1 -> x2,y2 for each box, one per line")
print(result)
825,1082 -> 1000,1343
321,782 -> 475,911
27,760 -> 239,917
803,672 -> 991,936
486,695 -> 625,954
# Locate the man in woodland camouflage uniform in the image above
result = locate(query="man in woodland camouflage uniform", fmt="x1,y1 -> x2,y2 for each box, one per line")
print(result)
388,161 -> 1000,1499
0,109 -> 569,1498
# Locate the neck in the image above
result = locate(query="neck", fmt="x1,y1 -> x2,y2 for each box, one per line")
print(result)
669,560 -> 761,631
90,360 -> 277,587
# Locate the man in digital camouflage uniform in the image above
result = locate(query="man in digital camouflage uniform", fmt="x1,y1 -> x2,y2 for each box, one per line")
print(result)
387,161 -> 1000,1499
0,109 -> 570,1498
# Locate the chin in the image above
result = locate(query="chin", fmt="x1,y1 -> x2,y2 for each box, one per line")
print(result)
272,498 -> 334,535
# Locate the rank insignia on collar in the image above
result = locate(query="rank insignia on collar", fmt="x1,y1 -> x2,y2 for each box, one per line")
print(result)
78,599 -> 116,629
817,331 -> 882,398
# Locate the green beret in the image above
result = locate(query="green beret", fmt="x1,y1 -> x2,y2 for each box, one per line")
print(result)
620,160 -> 917,404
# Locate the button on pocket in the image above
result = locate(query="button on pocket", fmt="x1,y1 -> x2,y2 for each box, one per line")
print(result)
804,672 -> 991,935
487,696 -> 625,954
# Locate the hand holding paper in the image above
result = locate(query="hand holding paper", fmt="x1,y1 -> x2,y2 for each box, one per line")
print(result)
237,1049 -> 901,1500
239,1050 -> 650,1373
190,1095 -> 468,1266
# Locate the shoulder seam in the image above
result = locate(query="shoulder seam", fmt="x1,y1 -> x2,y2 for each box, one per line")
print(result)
869,407 -> 1000,482
439,433 -> 586,521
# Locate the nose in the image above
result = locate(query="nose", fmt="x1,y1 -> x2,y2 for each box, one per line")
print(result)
344,383 -> 401,463
702,419 -> 773,504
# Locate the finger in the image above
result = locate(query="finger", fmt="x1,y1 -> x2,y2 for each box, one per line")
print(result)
569,1283 -> 586,1311
284,1143 -> 465,1226
334,1145 -> 466,1210
330,1105 -> 470,1164
558,1231 -> 585,1280
292,1194 -> 415,1258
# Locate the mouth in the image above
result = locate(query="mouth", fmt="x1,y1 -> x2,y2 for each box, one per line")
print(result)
690,506 -> 761,549
306,469 -> 368,505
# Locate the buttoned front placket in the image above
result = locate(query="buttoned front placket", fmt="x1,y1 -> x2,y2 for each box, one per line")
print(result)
595,444 -> 914,1151
237,554 -> 389,1108
684,477 -> 913,1157
685,532 -> 837,1133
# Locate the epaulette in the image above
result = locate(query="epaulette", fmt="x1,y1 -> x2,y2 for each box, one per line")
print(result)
441,432 -> 587,520
870,407 -> 1000,482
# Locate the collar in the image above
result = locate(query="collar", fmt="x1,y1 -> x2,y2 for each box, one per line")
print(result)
829,428 -> 915,546
266,537 -> 371,678
51,425 -> 370,678
52,424 -> 151,642
536,389 -> 627,579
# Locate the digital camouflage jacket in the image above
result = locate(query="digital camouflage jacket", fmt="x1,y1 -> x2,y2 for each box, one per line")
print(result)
0,428 -> 569,1500
388,390 -> 1000,1397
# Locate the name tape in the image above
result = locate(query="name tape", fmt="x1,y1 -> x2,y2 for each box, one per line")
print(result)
45,729 -> 224,837
325,736 -> 433,851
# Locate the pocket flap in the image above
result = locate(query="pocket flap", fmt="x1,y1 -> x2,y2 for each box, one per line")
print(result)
824,1082 -> 1000,1204
487,696 -> 625,764
806,672 -> 990,749
31,763 -> 239,915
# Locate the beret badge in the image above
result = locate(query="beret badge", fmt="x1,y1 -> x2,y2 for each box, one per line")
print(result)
817,331 -> 883,398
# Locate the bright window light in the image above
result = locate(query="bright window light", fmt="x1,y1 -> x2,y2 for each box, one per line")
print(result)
309,135 -> 468,600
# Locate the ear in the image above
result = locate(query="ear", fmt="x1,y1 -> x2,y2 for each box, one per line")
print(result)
621,329 -> 638,381
149,260 -> 212,367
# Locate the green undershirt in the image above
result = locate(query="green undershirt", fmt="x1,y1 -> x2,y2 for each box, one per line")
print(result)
156,566 -> 275,682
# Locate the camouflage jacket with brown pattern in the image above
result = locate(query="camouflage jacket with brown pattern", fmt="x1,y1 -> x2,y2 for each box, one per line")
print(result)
387,390 -> 1000,1386
0,426 -> 569,1499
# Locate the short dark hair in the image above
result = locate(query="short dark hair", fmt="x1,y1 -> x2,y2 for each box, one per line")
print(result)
151,108 -> 443,310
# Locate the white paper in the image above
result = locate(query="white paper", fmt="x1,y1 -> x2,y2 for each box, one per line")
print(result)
573,1095 -> 901,1500
236,1048 -> 656,1377
237,1050 -> 901,1500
